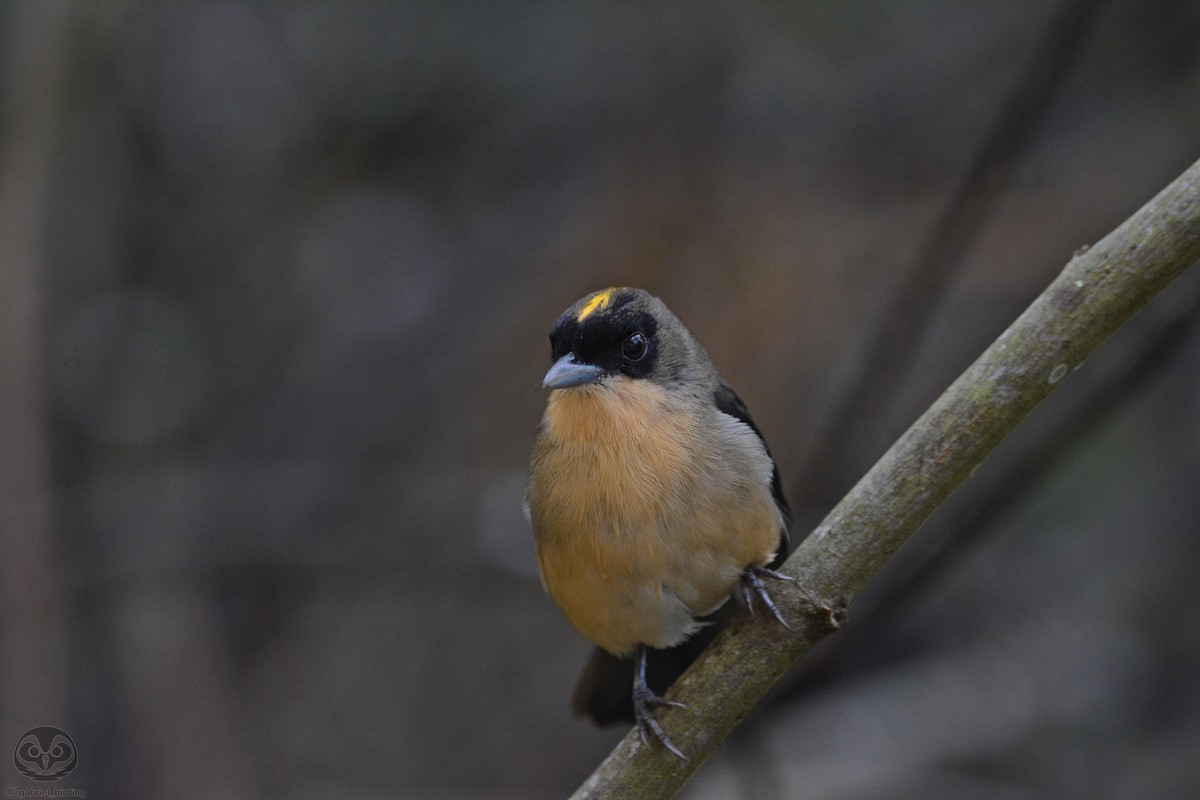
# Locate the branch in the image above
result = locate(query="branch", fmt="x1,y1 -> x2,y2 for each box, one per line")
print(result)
772,269 -> 1200,704
571,158 -> 1200,800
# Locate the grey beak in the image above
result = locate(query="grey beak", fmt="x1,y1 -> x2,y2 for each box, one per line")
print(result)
543,355 -> 605,389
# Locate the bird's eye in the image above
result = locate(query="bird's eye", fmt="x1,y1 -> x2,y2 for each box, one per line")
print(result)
622,332 -> 648,362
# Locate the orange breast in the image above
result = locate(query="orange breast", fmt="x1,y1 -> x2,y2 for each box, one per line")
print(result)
528,377 -> 782,655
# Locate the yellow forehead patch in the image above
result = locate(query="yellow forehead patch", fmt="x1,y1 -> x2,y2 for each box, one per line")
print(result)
576,288 -> 617,322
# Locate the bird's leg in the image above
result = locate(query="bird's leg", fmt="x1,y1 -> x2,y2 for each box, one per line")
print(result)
739,565 -> 797,632
632,645 -> 687,760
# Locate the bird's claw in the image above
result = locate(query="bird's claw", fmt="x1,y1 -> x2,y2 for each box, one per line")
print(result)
633,684 -> 687,760
740,565 -> 796,632
632,646 -> 687,760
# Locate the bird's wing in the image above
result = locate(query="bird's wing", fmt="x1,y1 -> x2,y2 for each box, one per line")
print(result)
712,380 -> 792,562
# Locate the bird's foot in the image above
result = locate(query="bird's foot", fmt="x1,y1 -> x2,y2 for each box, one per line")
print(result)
632,682 -> 687,760
740,567 -> 849,633
739,565 -> 797,631
632,646 -> 687,760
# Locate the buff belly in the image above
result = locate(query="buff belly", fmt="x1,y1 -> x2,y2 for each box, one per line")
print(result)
527,377 -> 782,657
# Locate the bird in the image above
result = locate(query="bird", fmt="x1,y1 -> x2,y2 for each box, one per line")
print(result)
526,287 -> 793,758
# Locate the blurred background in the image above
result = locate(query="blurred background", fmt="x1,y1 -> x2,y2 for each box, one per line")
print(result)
1,1 -> 1198,798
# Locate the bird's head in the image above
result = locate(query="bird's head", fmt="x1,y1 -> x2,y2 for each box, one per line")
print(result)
542,287 -> 712,393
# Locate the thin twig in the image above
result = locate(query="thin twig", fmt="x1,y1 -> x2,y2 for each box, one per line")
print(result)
795,0 -> 1110,522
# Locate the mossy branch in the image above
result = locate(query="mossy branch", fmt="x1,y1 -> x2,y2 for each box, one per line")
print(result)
571,157 -> 1200,800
